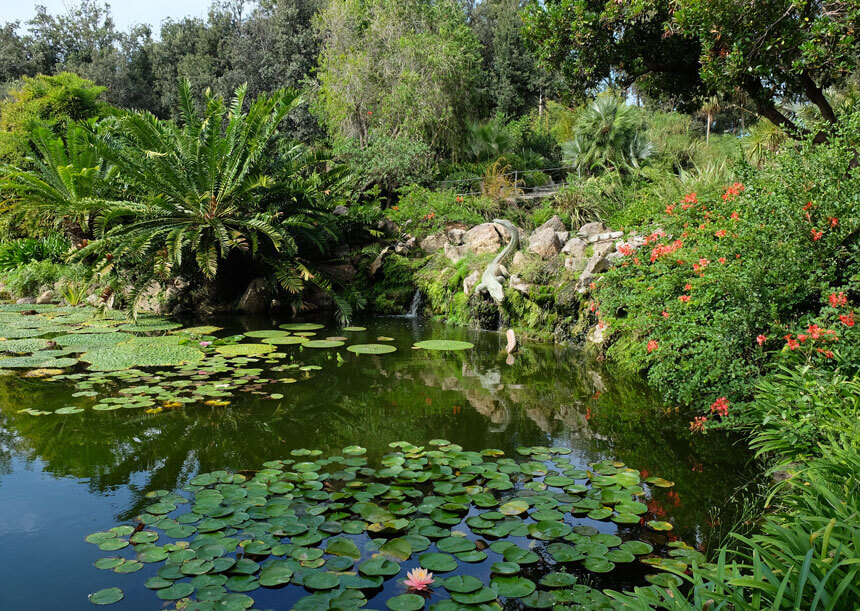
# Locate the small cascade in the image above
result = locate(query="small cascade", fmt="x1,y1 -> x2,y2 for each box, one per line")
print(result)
405,289 -> 423,318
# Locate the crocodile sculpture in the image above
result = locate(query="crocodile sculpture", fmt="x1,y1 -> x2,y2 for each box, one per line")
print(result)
475,219 -> 519,304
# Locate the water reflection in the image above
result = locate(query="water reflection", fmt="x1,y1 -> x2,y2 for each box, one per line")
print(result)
0,317 -> 753,608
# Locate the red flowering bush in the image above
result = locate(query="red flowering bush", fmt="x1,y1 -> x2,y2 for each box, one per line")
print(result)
593,113 -> 860,424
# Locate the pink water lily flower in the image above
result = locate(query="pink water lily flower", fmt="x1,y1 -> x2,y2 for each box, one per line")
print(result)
404,568 -> 434,591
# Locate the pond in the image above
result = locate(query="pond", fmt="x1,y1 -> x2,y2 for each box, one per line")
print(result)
0,311 -> 752,610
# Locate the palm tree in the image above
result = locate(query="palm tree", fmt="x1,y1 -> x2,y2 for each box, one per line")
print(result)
465,118 -> 514,162
0,122 -> 118,247
700,95 -> 721,143
562,96 -> 652,175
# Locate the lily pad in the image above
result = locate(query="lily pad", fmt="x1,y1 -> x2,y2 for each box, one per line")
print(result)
279,323 -> 325,331
413,340 -> 474,351
214,344 -> 275,357
418,552 -> 457,573
491,576 -> 536,598
303,340 -> 345,349
346,344 -> 397,355
386,594 -> 425,611
88,588 -> 124,605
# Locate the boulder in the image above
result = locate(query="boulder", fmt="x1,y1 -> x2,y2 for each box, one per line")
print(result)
593,241 -> 615,257
556,231 -> 570,244
509,275 -> 531,295
587,323 -> 607,345
577,221 -> 608,239
443,242 -> 465,264
369,246 -> 390,276
237,278 -> 271,314
333,205 -> 349,216
376,218 -> 399,235
464,223 -> 505,255
588,230 -> 625,243
463,270 -> 481,296
560,237 -> 587,258
528,227 -> 562,259
420,233 -> 447,253
575,254 -> 610,293
447,228 -> 465,245
535,214 -> 566,234
316,263 -> 357,283
35,290 -> 55,304
564,256 -> 587,273
15,297 -> 36,305
511,251 -> 527,271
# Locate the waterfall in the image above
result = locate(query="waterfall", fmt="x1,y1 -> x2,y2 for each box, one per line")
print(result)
406,289 -> 423,318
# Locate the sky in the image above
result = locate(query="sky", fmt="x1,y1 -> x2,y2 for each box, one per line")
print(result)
1,0 -> 212,31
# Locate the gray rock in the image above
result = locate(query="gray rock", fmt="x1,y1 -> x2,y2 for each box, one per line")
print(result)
564,256 -> 587,273
443,242 -> 465,264
577,221 -> 608,238
511,251 -> 526,271
376,218 -> 399,235
237,278 -> 271,314
447,228 -> 465,245
463,223 -> 504,255
561,237 -> 587,257
593,241 -> 614,257
394,242 -> 410,255
316,263 -> 357,283
536,214 -> 567,233
333,205 -> 349,216
587,323 -> 607,345
575,254 -> 610,293
528,227 -> 562,259
463,270 -> 481,295
556,231 -> 569,244
420,233 -> 447,253
369,246 -> 390,276
509,274 -> 531,295
15,297 -> 36,305
35,290 -> 55,304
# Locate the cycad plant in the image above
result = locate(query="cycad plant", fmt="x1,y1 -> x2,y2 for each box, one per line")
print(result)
76,80 -> 351,316
0,122 -> 117,247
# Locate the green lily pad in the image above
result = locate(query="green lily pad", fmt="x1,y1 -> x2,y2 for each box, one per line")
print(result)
583,557 -> 615,573
499,500 -> 529,515
358,557 -> 401,576
279,323 -> 325,331
443,575 -> 483,594
346,344 -> 397,355
387,594 -> 425,611
418,552 -> 457,572
262,336 -> 308,345
214,344 -> 275,357
413,340 -> 474,351
304,572 -> 340,590
244,330 -> 290,338
451,587 -> 497,605
539,572 -> 577,588
156,582 -> 195,600
647,520 -> 674,531
326,537 -> 361,559
645,477 -> 675,488
380,537 -> 412,560
303,340 -> 345,349
88,587 -> 124,605
491,576 -> 536,598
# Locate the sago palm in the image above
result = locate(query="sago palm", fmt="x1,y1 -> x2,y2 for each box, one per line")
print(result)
0,122 -> 118,247
79,80 -> 313,312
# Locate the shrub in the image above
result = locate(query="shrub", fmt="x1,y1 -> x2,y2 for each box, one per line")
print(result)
595,110 -> 860,413
385,186 -> 496,235
0,235 -> 70,271
1,260 -> 90,297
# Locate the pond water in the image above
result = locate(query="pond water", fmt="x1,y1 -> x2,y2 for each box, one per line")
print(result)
0,314 -> 752,610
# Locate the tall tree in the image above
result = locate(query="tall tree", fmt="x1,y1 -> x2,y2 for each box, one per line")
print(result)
523,0 -> 860,137
315,0 -> 482,152
470,0 -> 549,117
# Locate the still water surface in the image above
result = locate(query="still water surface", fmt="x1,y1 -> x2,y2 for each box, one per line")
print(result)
0,316 -> 751,609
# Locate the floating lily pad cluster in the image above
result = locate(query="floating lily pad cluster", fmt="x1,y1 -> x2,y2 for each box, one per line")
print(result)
86,441 -> 691,610
2,305 -> 478,416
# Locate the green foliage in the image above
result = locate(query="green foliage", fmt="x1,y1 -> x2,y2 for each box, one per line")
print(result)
387,187 -> 496,234
0,72 -> 108,165
562,96 -> 653,175
1,122 -> 117,244
315,0 -> 482,153
337,133 -> 434,196
596,110 -> 860,410
0,260 -> 90,297
0,235 -> 70,271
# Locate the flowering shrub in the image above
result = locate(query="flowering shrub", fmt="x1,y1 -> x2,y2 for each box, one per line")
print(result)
593,112 -> 860,423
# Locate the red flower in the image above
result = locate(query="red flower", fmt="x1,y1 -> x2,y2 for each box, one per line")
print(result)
730,211 -> 740,220
840,312 -> 855,327
807,324 -> 822,340
678,295 -> 691,303
829,292 -> 847,308
710,397 -> 729,417
718,257 -> 726,264
803,201 -> 814,210
618,244 -> 634,256
684,283 -> 692,291
756,334 -> 767,346
647,340 -> 659,353
665,204 -> 675,214
682,192 -> 698,204
714,229 -> 727,238
784,334 -> 800,350
811,228 -> 823,241
690,416 -> 707,433
829,217 -> 839,227
661,311 -> 670,318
